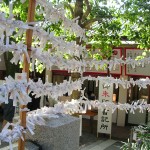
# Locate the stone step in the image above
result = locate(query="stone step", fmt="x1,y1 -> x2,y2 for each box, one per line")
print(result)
0,141 -> 40,150
80,139 -> 117,150
80,140 -> 104,150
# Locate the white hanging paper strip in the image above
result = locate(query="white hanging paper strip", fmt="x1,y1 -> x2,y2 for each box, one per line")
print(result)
30,48 -> 86,71
0,42 -> 30,64
0,18 -> 149,70
82,76 -> 150,89
0,1 -> 149,71
0,122 -> 25,150
0,12 -> 33,30
85,57 -> 150,72
1,76 -> 150,106
0,76 -> 31,105
78,99 -> 150,114
25,99 -> 150,136
0,98 -> 150,145
30,46 -> 150,72
32,27 -> 86,57
28,78 -> 82,99
36,0 -> 86,40
1,0 -> 149,149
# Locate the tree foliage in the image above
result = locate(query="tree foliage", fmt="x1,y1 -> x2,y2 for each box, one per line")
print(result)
1,0 -> 150,75
119,0 -> 150,49
52,0 -> 150,59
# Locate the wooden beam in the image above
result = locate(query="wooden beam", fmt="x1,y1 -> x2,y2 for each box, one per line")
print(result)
18,0 -> 36,150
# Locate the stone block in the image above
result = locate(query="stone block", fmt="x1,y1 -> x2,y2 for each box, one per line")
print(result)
26,114 -> 80,150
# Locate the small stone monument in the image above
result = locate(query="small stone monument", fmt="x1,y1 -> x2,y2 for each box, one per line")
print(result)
26,114 -> 80,150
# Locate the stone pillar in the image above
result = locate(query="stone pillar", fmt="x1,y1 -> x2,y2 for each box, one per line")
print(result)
71,72 -> 81,99
0,54 -> 6,70
45,69 -> 52,83
148,85 -> 150,125
117,75 -> 128,126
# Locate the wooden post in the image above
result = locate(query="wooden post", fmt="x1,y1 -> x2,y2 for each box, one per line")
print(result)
18,0 -> 36,150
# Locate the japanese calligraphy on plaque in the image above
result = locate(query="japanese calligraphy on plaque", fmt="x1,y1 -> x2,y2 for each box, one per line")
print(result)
125,49 -> 150,77
97,80 -> 113,135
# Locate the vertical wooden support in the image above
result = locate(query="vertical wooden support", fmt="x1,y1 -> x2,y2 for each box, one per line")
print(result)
18,0 -> 36,150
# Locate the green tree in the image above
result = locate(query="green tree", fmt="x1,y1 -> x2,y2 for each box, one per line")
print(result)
54,0 -> 122,57
118,0 -> 150,49
54,0 -> 150,53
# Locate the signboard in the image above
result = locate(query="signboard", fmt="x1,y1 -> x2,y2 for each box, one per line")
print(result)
97,80 -> 113,137
125,49 -> 150,77
85,48 -> 122,75
15,73 -> 27,82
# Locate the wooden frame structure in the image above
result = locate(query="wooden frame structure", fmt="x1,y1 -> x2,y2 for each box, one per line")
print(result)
18,0 -> 36,150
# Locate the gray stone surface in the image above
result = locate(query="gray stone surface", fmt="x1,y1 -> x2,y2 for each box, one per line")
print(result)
26,114 -> 80,150
25,141 -> 40,150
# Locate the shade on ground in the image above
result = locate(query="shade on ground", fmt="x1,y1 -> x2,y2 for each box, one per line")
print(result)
80,139 -> 122,150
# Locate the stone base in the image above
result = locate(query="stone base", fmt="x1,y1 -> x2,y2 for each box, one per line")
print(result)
26,114 -> 80,150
